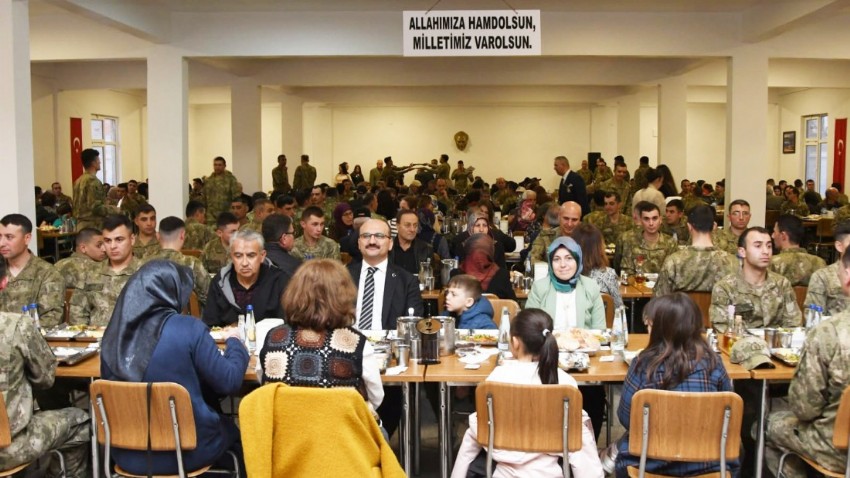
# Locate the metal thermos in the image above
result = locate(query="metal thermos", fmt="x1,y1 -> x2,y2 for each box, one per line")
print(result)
417,318 -> 442,364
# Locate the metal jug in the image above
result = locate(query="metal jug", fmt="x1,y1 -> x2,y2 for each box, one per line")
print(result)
396,316 -> 422,341
416,318 -> 442,364
441,258 -> 458,287
429,315 -> 456,356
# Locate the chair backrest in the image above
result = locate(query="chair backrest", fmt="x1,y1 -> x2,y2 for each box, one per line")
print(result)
793,286 -> 807,313
188,291 -> 201,318
817,217 -> 835,238
475,382 -> 584,453
486,299 -> 520,328
340,252 -> 352,265
180,249 -> 202,258
628,389 -> 742,463
833,386 -> 850,450
601,293 -> 615,329
90,380 -> 198,451
686,291 -> 712,329
765,210 -> 780,232
64,288 -> 73,324
0,394 -> 11,448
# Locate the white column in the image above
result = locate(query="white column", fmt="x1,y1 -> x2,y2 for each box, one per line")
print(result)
281,92 -> 304,160
231,81 -> 262,194
302,103 -> 334,185
658,77 -> 688,178
617,94 -> 642,164
726,49 -> 768,226
0,0 -> 36,241
147,46 -> 188,220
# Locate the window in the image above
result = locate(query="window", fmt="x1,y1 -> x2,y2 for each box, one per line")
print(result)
803,114 -> 828,194
91,116 -> 119,185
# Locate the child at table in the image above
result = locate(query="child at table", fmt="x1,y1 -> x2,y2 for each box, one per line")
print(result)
442,274 -> 497,329
451,308 -> 604,478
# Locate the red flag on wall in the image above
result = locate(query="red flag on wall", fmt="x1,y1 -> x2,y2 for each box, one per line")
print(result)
70,118 -> 83,182
835,118 -> 847,187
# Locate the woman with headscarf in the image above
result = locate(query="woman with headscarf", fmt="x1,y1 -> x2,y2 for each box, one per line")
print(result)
332,202 -> 354,241
525,236 -> 605,330
101,260 -> 249,476
460,233 -> 516,300
450,208 -> 509,269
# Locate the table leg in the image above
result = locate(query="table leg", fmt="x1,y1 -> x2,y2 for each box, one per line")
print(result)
402,382 -> 411,474
755,379 -> 768,478
413,383 -> 420,476
440,381 -> 450,478
629,298 -> 636,332
90,378 -> 99,478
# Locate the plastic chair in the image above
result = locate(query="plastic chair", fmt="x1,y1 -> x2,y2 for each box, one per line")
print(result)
486,298 -> 520,328
626,389 -> 742,478
685,291 -> 712,329
0,393 -> 65,476
475,382 -> 584,478
90,380 -> 239,478
778,386 -> 850,478
601,293 -> 615,329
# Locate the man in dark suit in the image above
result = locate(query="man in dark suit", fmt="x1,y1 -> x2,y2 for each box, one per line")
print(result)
261,214 -> 301,278
554,155 -> 588,216
347,218 -> 423,436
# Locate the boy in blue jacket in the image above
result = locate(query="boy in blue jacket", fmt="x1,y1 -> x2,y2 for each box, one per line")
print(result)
443,274 -> 497,329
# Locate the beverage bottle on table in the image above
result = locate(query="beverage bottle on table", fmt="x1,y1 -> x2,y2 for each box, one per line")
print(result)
245,305 -> 256,353
804,304 -> 814,329
611,309 -> 625,361
721,304 -> 735,351
237,314 -> 246,344
29,303 -> 41,331
497,307 -> 511,355
619,306 -> 629,347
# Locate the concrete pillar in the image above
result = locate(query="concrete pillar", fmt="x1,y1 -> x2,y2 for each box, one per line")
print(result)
281,92 -> 304,160
726,49 -> 768,226
147,46 -> 188,220
617,94 -> 642,164
658,77 -> 688,178
231,81 -> 262,194
302,103 -> 334,185
0,0 -> 36,243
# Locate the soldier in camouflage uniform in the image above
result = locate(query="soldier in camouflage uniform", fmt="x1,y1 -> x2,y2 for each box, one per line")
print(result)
427,154 -> 452,188
204,156 -> 240,225
592,158 -> 613,186
0,215 -> 65,328
779,185 -> 810,217
72,149 -> 119,231
585,191 -> 633,246
654,205 -> 738,297
69,215 -> 141,327
132,204 -> 161,259
291,206 -> 340,260
597,162 -> 631,214
711,199 -> 751,256
240,198 -> 274,234
805,220 -> 850,316
142,217 -> 211,308
632,156 -> 650,192
833,202 -> 850,225
183,200 -> 213,250
661,199 -> 690,245
765,251 -> 850,476
710,226 -> 802,332
451,161 -> 474,194
619,201 -> 678,276
529,202 -> 581,263
292,154 -> 317,192
576,159 -> 593,186
201,212 -> 240,274
54,227 -> 105,289
0,310 -> 89,476
271,154 -> 291,196
769,214 -> 826,286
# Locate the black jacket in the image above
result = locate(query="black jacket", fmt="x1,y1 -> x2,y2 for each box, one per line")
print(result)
346,260 -> 424,330
389,237 -> 434,276
202,260 -> 288,327
264,243 -> 301,278
558,170 -> 588,216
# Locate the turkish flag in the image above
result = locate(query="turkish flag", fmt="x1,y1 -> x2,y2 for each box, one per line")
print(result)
835,119 -> 847,187
70,118 -> 83,182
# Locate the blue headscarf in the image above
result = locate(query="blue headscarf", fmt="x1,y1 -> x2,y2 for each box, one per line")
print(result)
547,236 -> 583,293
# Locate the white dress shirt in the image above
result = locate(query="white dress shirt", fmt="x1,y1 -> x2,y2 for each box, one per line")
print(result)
355,259 -> 388,331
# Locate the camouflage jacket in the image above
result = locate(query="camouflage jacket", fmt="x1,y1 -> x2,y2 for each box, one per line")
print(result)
769,247 -> 826,286
72,172 -> 115,229
69,258 -> 141,327
0,253 -> 65,328
184,219 -> 214,251
203,171 -> 239,224
272,165 -> 290,194
201,238 -> 229,274
711,227 -> 741,256
619,232 -> 678,276
0,312 -> 55,436
54,252 -> 98,289
779,201 -> 810,218
529,227 -> 561,263
709,270 -> 802,332
681,193 -> 706,214
805,262 -> 850,316
451,169 -> 473,194
661,217 -> 690,245
834,204 -> 850,225
632,164 -> 650,191
576,168 -> 593,186
586,212 -> 633,246
653,246 -> 739,297
239,220 -> 263,234
133,237 -> 162,260
597,178 -> 632,214
291,235 -> 341,261
593,166 -> 612,185
292,164 -> 317,192
143,249 -> 210,307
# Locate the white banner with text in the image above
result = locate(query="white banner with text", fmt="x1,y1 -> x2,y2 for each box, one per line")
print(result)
403,10 -> 541,57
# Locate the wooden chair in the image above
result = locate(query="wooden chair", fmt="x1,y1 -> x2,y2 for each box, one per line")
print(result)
180,249 -> 202,258
626,389 -> 742,478
475,382 -> 584,478
764,210 -> 780,233
486,298 -> 520,328
64,288 -> 74,324
90,380 -> 239,478
601,293 -> 615,329
0,393 -> 65,476
340,252 -> 352,265
778,386 -> 850,478
793,286 -> 807,313
685,291 -> 712,329
812,218 -> 837,263
188,291 -> 201,318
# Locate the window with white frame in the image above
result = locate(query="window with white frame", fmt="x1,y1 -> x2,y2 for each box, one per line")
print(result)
803,114 -> 828,194
91,115 -> 119,185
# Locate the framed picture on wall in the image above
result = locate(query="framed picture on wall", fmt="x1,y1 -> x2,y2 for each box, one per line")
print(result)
783,131 -> 796,154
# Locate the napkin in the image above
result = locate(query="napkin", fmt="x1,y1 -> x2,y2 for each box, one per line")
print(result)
385,366 -> 408,376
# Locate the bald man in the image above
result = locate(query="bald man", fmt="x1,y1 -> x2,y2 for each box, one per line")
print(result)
529,201 -> 582,262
